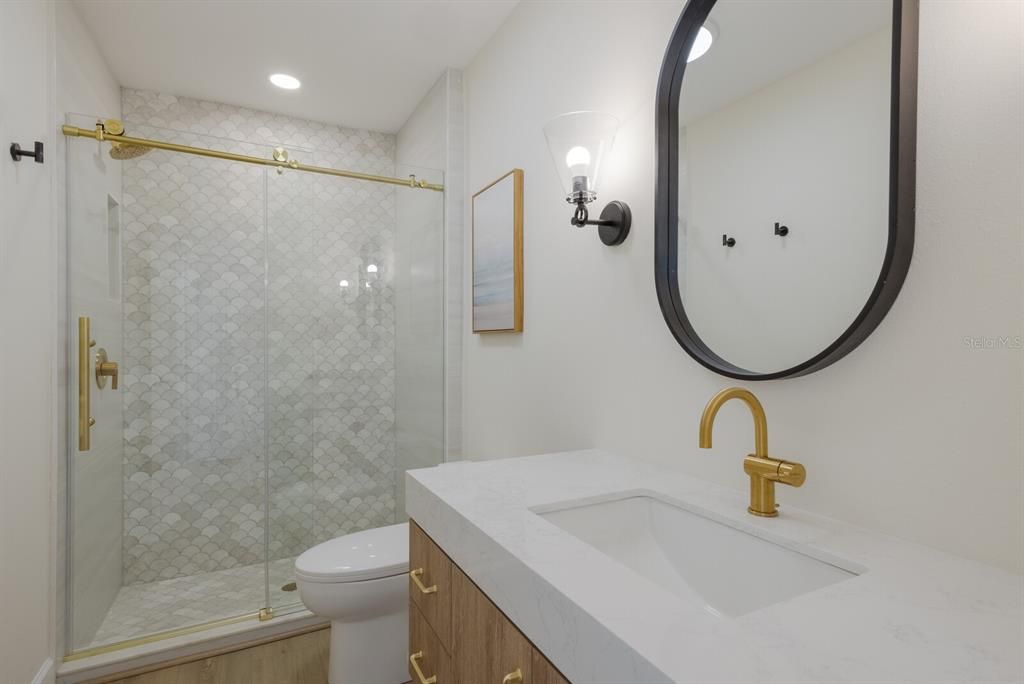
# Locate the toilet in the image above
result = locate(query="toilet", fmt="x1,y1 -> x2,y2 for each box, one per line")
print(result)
295,522 -> 409,684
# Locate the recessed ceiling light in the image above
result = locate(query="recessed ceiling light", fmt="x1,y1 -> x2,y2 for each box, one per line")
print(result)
269,73 -> 301,90
687,26 -> 714,62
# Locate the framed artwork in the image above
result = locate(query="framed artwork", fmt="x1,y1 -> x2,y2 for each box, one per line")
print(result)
472,169 -> 524,333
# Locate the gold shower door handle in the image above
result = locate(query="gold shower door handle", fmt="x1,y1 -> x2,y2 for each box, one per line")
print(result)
78,317 -> 94,451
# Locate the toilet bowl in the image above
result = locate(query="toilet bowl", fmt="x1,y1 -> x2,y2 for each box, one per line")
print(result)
295,522 -> 409,684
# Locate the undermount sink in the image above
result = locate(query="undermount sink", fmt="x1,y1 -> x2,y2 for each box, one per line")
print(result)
534,492 -> 859,617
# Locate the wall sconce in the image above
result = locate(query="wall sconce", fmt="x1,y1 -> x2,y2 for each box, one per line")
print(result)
543,111 -> 631,246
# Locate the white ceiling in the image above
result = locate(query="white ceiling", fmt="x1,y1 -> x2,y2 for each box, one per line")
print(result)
73,0 -> 519,133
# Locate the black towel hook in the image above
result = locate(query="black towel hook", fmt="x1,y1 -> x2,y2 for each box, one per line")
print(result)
10,141 -> 44,164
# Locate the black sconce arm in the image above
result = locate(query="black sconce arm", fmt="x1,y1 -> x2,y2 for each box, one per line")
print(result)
568,199 -> 632,246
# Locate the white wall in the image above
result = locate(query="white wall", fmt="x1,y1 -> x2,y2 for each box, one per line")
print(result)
0,2 -> 56,682
462,0 -> 1023,573
0,1 -> 125,669
683,28 -> 890,372
55,0 -> 124,651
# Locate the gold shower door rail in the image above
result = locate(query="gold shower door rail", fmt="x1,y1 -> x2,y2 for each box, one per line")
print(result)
61,123 -> 444,191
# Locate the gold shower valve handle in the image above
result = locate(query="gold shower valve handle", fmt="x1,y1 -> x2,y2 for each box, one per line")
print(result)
94,348 -> 119,390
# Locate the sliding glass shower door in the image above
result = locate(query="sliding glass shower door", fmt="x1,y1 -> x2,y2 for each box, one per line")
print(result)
65,113 -> 445,655
263,156 -> 446,618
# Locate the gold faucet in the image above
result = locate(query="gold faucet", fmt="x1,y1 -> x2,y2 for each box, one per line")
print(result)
699,387 -> 806,517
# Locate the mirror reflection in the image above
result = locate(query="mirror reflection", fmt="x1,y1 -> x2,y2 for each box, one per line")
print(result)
678,0 -> 892,373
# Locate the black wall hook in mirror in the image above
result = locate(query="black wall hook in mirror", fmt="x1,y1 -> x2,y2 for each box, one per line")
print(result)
774,222 -> 789,236
10,141 -> 44,163
722,234 -> 736,247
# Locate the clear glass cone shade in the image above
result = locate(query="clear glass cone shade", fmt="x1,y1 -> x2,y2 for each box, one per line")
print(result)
543,111 -> 620,203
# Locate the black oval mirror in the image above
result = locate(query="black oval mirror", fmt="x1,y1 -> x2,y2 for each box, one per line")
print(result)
655,0 -> 919,379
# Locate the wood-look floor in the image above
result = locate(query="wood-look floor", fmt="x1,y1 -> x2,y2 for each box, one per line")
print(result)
108,628 -> 330,684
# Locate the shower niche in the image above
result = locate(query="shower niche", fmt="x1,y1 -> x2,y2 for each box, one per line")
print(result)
63,98 -> 446,655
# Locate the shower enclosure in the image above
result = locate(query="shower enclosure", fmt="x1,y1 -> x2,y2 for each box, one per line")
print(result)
63,108 -> 445,656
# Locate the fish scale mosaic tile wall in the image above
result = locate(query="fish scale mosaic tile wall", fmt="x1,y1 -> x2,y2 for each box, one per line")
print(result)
121,88 -> 398,584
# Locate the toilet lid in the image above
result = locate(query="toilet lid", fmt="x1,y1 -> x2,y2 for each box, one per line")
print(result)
295,522 -> 409,583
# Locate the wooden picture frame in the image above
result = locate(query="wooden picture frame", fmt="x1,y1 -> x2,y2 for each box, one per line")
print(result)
472,169 -> 523,333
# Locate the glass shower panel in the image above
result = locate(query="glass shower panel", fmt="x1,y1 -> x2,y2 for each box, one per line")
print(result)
265,162 -> 445,614
66,118 -> 271,651
393,163 -> 447,511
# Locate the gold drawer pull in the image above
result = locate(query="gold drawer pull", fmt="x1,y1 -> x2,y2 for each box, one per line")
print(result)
502,668 -> 523,684
410,568 -> 438,594
410,651 -> 437,684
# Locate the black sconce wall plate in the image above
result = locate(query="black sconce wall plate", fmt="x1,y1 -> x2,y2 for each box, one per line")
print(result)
597,201 -> 631,246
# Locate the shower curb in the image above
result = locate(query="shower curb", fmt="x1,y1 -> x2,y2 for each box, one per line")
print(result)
56,610 -> 327,683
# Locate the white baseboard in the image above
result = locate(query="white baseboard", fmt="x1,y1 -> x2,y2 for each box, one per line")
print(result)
32,658 -> 55,684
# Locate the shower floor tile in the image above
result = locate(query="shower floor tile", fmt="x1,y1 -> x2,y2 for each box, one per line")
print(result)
89,557 -> 302,648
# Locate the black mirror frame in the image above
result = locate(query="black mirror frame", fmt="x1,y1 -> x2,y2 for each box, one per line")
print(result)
654,0 -> 919,380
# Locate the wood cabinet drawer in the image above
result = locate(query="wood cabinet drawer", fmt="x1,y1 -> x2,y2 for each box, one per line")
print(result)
410,601 -> 453,684
452,565 -> 534,684
409,521 -> 453,648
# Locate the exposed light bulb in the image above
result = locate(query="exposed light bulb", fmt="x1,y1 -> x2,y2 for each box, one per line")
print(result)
687,26 -> 713,62
366,264 -> 378,273
565,146 -> 591,169
339,280 -> 349,288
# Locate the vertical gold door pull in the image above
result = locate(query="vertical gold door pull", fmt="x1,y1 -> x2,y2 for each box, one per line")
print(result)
78,317 -> 92,451
79,318 -> 120,451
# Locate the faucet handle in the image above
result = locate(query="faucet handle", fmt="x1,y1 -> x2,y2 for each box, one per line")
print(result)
744,455 -> 805,487
776,460 -> 805,487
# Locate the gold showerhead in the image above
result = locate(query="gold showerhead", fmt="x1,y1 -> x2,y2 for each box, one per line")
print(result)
109,141 -> 152,160
101,119 -> 151,160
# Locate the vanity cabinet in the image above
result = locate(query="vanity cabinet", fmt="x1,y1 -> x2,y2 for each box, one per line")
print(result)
409,522 -> 570,684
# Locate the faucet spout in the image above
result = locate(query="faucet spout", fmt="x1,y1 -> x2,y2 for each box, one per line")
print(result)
699,387 -> 768,457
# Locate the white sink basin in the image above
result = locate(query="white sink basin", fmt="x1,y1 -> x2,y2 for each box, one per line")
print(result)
535,491 -> 859,617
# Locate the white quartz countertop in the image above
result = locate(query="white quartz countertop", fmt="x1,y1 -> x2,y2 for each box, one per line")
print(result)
405,450 -> 1023,684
